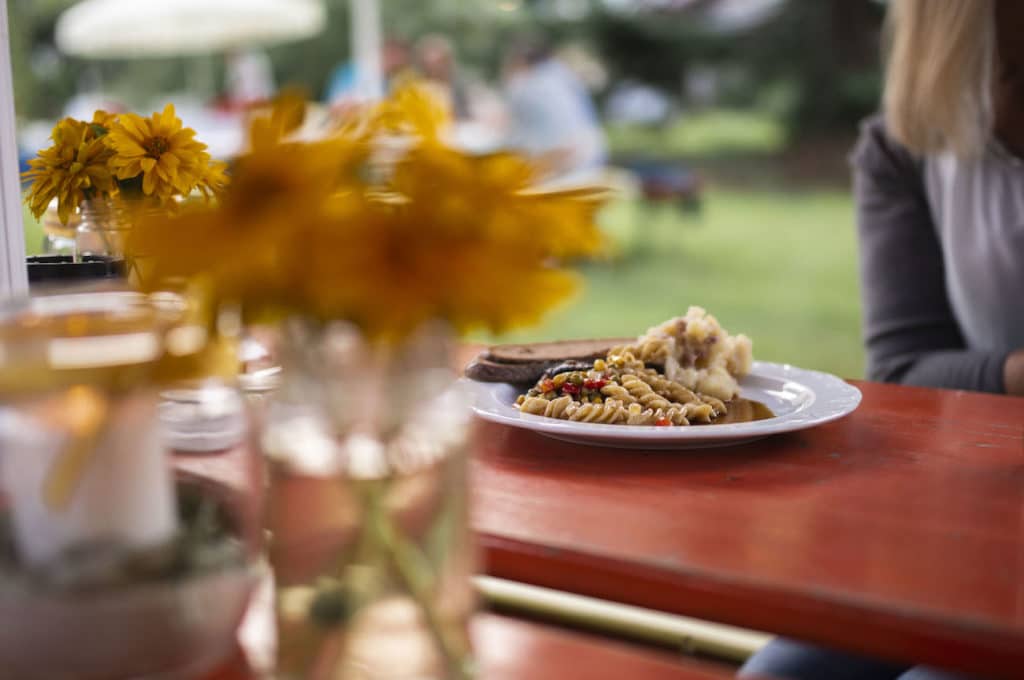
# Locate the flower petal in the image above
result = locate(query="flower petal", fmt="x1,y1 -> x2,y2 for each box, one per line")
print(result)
142,169 -> 157,195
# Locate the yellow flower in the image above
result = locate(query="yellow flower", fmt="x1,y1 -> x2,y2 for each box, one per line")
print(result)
195,157 -> 230,201
390,146 -> 606,259
106,103 -> 208,201
248,88 -> 308,151
237,90 -> 366,205
131,112 -> 366,315
365,79 -> 450,143
299,197 -> 585,338
22,117 -> 115,224
90,109 -> 118,132
131,83 -> 608,340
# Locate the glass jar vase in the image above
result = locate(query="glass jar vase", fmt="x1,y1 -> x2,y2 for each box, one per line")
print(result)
75,199 -> 135,261
0,286 -> 262,680
262,320 -> 476,680
40,199 -> 80,256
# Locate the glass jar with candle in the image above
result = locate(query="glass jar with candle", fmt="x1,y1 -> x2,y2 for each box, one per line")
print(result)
0,286 -> 262,680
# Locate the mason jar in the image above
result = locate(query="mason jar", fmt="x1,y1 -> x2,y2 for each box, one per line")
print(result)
0,286 -> 262,679
262,320 -> 477,680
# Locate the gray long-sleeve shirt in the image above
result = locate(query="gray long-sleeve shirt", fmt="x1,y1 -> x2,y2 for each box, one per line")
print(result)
851,116 -> 1022,393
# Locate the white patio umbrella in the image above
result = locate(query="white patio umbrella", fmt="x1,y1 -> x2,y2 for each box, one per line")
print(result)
55,0 -> 383,101
54,0 -> 384,156
55,0 -> 328,59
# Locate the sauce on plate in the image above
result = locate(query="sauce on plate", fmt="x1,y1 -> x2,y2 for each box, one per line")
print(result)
708,398 -> 774,424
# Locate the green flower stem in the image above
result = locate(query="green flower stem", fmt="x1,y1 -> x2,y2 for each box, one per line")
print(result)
360,479 -> 474,680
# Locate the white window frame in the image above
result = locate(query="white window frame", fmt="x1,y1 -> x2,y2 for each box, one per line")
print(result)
0,1 -> 28,297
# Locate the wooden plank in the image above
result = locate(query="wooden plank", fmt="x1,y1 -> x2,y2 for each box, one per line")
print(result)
475,613 -> 737,680
203,613 -> 738,680
476,575 -> 769,662
470,381 -> 1024,679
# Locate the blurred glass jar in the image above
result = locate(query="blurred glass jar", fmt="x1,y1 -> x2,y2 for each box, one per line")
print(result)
75,199 -> 134,261
31,200 -> 127,287
262,320 -> 476,680
156,296 -> 256,461
39,199 -> 80,256
0,286 -> 262,679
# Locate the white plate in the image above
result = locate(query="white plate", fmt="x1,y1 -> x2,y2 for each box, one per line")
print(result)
465,361 -> 862,449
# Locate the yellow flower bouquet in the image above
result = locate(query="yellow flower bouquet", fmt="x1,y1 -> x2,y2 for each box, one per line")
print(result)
128,83 -> 609,679
23,106 -> 228,261
131,86 -> 605,338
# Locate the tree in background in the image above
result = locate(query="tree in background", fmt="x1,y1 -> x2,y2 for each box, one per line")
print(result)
8,0 -> 89,120
587,0 -> 885,142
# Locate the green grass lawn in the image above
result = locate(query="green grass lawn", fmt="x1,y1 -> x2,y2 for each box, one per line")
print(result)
480,188 -> 865,379
606,110 -> 787,159
23,204 -> 44,256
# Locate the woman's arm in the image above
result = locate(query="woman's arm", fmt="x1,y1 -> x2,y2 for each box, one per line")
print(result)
1004,349 -> 1024,395
851,116 -> 1009,392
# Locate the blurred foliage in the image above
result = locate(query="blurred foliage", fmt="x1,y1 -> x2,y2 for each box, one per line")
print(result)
9,0 -> 85,119
9,0 -> 210,116
586,0 -> 885,140
9,0 -> 884,143
743,1 -> 884,137
606,109 -> 786,159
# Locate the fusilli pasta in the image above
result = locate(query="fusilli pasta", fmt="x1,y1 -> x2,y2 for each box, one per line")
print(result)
513,310 -> 760,427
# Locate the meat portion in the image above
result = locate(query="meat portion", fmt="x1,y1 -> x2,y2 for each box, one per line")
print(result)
464,338 -> 631,383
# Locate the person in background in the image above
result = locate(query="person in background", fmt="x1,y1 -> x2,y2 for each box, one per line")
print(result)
501,36 -> 606,182
324,61 -> 357,105
850,0 -> 1024,398
556,43 -> 608,94
414,34 -> 471,120
742,1 -> 1021,677
325,38 -> 411,107
382,39 -> 414,88
224,48 -> 275,108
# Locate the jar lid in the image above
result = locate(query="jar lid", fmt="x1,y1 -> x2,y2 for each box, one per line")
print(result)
26,256 -> 125,284
0,287 -> 222,395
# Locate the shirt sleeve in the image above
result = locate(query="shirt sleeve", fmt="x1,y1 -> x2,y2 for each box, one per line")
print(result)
851,115 -> 1008,393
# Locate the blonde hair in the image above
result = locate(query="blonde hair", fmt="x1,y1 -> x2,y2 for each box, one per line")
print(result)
883,0 -> 995,158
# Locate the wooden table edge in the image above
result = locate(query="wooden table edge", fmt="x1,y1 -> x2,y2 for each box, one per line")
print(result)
480,533 -> 1024,680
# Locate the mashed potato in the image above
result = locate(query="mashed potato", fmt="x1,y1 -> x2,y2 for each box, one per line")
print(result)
630,306 -> 753,400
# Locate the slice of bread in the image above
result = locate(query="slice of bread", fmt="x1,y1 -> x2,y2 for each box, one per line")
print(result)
463,356 -> 553,383
465,337 -> 633,383
484,338 -> 632,364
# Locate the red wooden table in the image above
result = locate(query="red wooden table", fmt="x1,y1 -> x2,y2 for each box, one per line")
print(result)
471,381 -> 1024,679
202,613 -> 738,679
